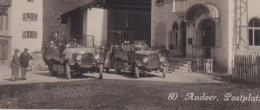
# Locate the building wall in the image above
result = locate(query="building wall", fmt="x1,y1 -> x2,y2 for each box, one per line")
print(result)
151,0 -> 231,73
83,8 -> 108,47
235,0 -> 260,51
42,0 -> 93,50
0,7 -> 12,63
10,0 -> 43,54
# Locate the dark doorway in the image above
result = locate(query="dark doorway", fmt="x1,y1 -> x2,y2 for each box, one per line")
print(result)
199,19 -> 215,58
180,22 -> 186,57
0,40 -> 8,64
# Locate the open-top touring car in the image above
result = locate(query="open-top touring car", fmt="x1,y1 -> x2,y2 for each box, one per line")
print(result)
43,35 -> 104,79
104,40 -> 168,78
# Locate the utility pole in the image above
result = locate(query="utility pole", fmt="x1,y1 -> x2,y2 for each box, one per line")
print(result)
232,0 -> 248,71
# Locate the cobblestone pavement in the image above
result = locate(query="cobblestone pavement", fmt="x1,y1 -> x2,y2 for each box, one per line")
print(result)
0,65 -> 221,85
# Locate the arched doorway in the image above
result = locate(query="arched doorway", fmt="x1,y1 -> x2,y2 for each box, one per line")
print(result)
180,22 -> 186,57
169,23 -> 178,50
199,19 -> 215,58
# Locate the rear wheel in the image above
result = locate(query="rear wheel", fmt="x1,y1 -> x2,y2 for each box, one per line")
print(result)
65,62 -> 71,79
99,64 -> 104,79
48,60 -> 53,75
105,68 -> 109,73
115,59 -> 121,74
135,66 -> 139,79
162,66 -> 166,78
48,60 -> 58,76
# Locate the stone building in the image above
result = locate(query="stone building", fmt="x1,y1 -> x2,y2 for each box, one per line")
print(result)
151,0 -> 260,73
0,0 -> 91,64
0,0 -> 12,64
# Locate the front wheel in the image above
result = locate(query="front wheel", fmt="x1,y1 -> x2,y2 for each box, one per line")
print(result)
99,64 -> 104,79
135,66 -> 139,79
162,66 -> 167,78
48,60 -> 54,75
65,62 -> 71,80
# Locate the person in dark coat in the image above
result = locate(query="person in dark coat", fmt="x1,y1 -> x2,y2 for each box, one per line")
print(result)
20,48 -> 33,80
10,49 -> 20,81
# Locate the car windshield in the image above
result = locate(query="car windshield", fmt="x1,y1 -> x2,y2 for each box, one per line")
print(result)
134,41 -> 149,51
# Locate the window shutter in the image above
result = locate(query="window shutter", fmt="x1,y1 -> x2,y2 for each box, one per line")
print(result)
22,31 -> 27,38
23,13 -> 27,21
34,14 -> 38,21
33,31 -> 37,39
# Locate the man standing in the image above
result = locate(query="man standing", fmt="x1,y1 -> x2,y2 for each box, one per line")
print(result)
20,48 -> 33,80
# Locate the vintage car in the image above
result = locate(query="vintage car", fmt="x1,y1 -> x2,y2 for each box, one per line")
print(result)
43,35 -> 104,79
104,41 -> 168,78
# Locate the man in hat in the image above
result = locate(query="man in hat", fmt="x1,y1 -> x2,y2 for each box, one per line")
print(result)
20,48 -> 33,80
10,49 -> 20,81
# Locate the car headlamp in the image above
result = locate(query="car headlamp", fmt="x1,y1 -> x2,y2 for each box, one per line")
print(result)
160,57 -> 165,62
143,57 -> 149,63
76,55 -> 82,61
95,55 -> 100,60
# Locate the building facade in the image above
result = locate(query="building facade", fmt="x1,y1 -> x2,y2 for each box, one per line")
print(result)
0,0 -> 91,64
0,0 -> 11,64
11,0 -> 43,54
60,0 -> 151,48
0,0 -> 43,64
151,0 -> 260,73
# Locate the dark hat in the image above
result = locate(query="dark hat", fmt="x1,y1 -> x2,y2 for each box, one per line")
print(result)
24,48 -> 28,51
15,49 -> 19,52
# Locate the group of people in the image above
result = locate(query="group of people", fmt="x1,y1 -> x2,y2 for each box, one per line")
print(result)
10,48 -> 33,81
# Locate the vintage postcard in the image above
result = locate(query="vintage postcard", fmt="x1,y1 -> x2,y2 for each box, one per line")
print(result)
0,0 -> 260,109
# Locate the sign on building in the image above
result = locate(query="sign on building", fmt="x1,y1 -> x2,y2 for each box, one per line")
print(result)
172,0 -> 187,12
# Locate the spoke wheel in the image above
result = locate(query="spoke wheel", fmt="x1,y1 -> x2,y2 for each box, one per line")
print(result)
65,62 -> 71,79
135,65 -> 139,79
48,60 -> 54,75
99,64 -> 104,79
162,66 -> 167,78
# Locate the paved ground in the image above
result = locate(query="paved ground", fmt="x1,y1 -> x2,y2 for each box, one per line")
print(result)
0,64 -> 221,85
2,64 -> 260,110
0,79 -> 259,109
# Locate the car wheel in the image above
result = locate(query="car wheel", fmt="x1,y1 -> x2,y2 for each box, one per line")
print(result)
76,69 -> 83,77
48,60 -> 58,76
65,62 -> 71,80
105,68 -> 109,73
115,59 -> 121,74
135,66 -> 139,79
48,60 -> 54,75
163,66 -> 167,78
99,64 -> 104,79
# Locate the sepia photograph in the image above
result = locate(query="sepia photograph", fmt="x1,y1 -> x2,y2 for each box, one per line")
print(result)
0,0 -> 260,109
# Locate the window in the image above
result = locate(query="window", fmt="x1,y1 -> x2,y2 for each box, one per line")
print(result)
249,18 -> 260,46
0,15 -> 3,31
169,23 -> 178,50
23,13 -> 38,21
23,31 -> 37,39
5,14 -> 8,30
156,0 -> 164,6
27,0 -> 34,2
